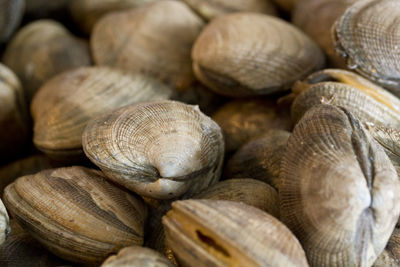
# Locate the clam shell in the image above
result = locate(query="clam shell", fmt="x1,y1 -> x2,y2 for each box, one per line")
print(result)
31,66 -> 172,160
2,20 -> 91,103
0,199 -> 9,245
333,0 -> 400,94
192,12 -> 324,97
3,166 -> 147,265
280,104 -> 400,266
0,0 -> 24,43
162,199 -> 308,267
91,0 -> 204,90
373,227 -> 400,267
82,100 -> 224,199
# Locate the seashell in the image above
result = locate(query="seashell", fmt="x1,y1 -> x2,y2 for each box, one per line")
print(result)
0,63 -> 29,162
91,0 -> 204,90
192,12 -> 324,97
0,199 -> 9,245
373,227 -> 400,267
162,199 -> 308,267
212,99 -> 292,153
69,0 -> 159,35
3,166 -> 147,265
280,104 -> 400,266
0,0 -> 24,43
194,178 -> 279,218
182,0 -> 277,21
102,246 -> 174,267
290,69 -> 400,127
82,100 -> 224,200
292,0 -> 358,68
224,129 -> 290,189
333,0 -> 400,94
272,0 -> 298,11
31,66 -> 172,160
2,20 -> 91,103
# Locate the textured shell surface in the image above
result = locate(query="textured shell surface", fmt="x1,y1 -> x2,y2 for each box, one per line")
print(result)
0,198 -> 10,245
31,66 -> 172,158
101,246 -> 174,267
291,69 -> 400,127
373,227 -> 400,267
82,100 -> 224,199
192,12 -> 325,97
3,166 -> 147,265
334,0 -> 400,93
0,0 -> 24,42
162,199 -> 308,267
280,104 -> 400,266
91,0 -> 204,90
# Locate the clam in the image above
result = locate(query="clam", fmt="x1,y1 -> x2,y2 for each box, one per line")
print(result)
2,20 -> 91,103
194,178 -> 279,218
290,69 -> 400,127
163,199 -> 308,267
0,0 -> 24,43
182,0 -> 277,21
0,199 -> 9,245
91,0 -> 204,90
3,166 -> 147,265
373,227 -> 400,267
82,100 -> 224,200
102,246 -> 174,267
192,12 -> 324,97
280,104 -> 400,266
31,66 -> 172,160
333,0 -> 400,94
212,99 -> 292,153
224,129 -> 290,189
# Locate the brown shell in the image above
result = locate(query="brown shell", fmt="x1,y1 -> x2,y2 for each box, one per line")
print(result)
182,0 -> 277,21
2,20 -> 91,103
0,0 -> 24,43
212,99 -> 292,153
291,69 -> 400,127
192,13 -> 324,97
91,0 -> 204,90
101,246 -> 174,267
224,129 -> 290,189
163,200 -> 308,267
82,100 -> 224,200
194,178 -> 279,218
333,0 -> 400,94
69,0 -> 159,34
3,166 -> 147,265
280,104 -> 400,266
272,0 -> 297,11
292,0 -> 358,68
31,66 -> 172,160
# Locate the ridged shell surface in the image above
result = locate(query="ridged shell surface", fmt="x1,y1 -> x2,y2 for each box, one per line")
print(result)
192,13 -> 324,97
0,0 -> 24,42
3,166 -> 147,265
334,0 -> 400,93
82,100 -> 224,199
0,199 -> 9,245
31,66 -> 172,158
280,104 -> 400,266
373,227 -> 400,267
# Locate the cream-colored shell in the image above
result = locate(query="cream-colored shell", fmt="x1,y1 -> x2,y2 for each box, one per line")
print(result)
0,198 -> 10,245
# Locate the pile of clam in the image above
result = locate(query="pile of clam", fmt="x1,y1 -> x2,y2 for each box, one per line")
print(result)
1,0 -> 400,266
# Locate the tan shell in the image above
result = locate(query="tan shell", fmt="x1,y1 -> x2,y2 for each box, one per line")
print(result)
212,99 -> 292,153
0,63 -> 29,162
82,100 -> 224,200
194,178 -> 279,218
0,0 -> 24,43
2,20 -> 91,102
182,0 -> 277,21
101,246 -> 174,267
0,199 -> 9,245
333,0 -> 400,94
91,0 -> 204,90
373,227 -> 400,267
192,12 -> 325,97
291,69 -> 400,127
31,66 -> 172,160
3,166 -> 147,265
224,129 -> 290,189
280,104 -> 400,266
272,0 -> 297,11
292,0 -> 358,68
163,199 -> 308,267
69,0 -> 159,34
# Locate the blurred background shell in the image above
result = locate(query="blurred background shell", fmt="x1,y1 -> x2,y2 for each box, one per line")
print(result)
0,0 -> 24,43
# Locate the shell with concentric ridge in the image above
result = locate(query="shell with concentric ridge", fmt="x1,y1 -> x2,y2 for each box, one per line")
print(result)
82,100 -> 224,200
